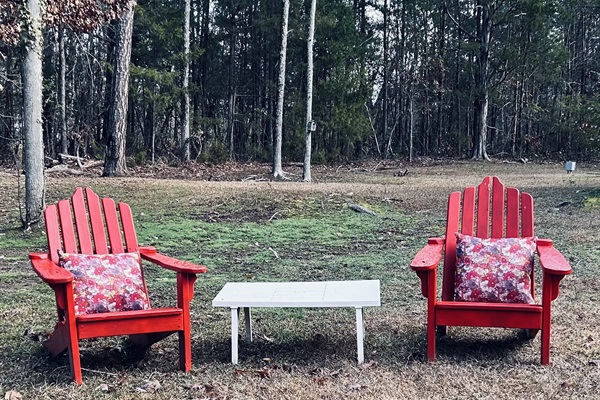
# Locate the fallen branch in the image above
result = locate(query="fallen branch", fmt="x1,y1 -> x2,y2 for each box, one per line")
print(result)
268,247 -> 279,259
348,203 -> 377,216
46,164 -> 83,175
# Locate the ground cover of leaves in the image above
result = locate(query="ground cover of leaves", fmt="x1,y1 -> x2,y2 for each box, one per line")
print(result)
0,159 -> 599,399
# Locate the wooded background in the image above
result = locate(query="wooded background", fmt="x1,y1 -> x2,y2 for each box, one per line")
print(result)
2,0 -> 600,166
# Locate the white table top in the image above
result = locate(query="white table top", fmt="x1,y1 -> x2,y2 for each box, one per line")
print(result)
212,280 -> 381,308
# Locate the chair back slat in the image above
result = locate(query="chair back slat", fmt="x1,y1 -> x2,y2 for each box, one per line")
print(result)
461,187 -> 475,236
119,203 -> 139,252
491,177 -> 505,238
476,177 -> 491,238
58,199 -> 78,253
71,188 -> 93,254
44,205 -> 62,264
85,188 -> 109,254
521,192 -> 534,237
506,187 -> 520,237
102,197 -> 125,254
443,191 -> 461,301
442,176 -> 536,302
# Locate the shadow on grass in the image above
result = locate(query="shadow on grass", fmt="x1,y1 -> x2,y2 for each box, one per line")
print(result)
400,325 -> 540,366
194,334 -> 362,367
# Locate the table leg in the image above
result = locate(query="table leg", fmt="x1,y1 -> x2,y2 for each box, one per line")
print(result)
356,307 -> 364,364
244,307 -> 252,341
231,307 -> 239,364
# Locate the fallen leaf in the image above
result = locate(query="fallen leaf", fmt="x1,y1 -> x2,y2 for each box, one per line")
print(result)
95,384 -> 110,393
314,377 -> 328,386
4,391 -> 22,400
262,334 -> 274,343
560,381 -> 574,389
136,379 -> 162,393
346,383 -> 366,391
360,360 -> 378,369
262,358 -> 272,363
589,359 -> 600,366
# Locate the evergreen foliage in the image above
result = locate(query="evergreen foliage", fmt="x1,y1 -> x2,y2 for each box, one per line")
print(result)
2,0 -> 600,162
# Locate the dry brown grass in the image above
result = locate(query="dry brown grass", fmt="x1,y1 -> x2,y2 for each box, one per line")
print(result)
0,160 -> 599,399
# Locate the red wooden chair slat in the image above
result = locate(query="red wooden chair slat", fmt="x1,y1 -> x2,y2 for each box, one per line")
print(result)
57,199 -> 77,253
85,187 -> 109,254
71,188 -> 93,254
44,205 -> 62,264
491,177 -> 505,238
442,191 -> 461,302
521,192 -> 534,237
506,187 -> 520,237
30,187 -> 207,384
119,203 -> 139,253
476,177 -> 490,238
461,187 -> 475,236
410,176 -> 572,365
102,197 -> 124,254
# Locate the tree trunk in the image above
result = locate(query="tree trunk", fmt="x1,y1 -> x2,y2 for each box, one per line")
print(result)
103,3 -> 135,176
104,3 -> 135,176
227,5 -> 236,161
272,0 -> 289,178
181,0 -> 191,161
22,0 -> 45,228
302,0 -> 316,182
59,27 -> 68,156
382,0 -> 390,158
471,0 -> 491,161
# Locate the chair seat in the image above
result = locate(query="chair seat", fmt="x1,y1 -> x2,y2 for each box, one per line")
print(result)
77,307 -> 184,339
436,301 -> 542,329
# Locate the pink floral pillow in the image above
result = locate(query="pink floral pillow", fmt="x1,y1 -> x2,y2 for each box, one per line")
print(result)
454,234 -> 536,304
58,251 -> 150,316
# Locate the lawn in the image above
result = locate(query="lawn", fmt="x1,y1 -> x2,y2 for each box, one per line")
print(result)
0,160 -> 599,399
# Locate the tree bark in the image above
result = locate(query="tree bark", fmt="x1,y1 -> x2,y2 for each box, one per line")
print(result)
302,0 -> 316,182
471,0 -> 492,161
181,0 -> 191,161
22,0 -> 45,228
104,3 -> 135,177
59,27 -> 68,156
272,0 -> 289,178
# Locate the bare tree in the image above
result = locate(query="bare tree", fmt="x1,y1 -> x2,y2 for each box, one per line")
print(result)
302,0 -> 316,182
59,27 -> 67,156
22,0 -> 45,228
104,2 -> 136,176
181,0 -> 191,161
273,0 -> 290,179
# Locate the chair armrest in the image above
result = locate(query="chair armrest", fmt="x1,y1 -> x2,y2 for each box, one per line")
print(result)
536,239 -> 572,276
139,246 -> 208,274
29,252 -> 73,284
410,238 -> 444,271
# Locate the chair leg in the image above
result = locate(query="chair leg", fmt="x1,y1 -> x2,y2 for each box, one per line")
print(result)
66,321 -> 82,384
427,322 -> 436,361
179,328 -> 192,372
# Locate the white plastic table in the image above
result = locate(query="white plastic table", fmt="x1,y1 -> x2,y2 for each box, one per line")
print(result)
212,280 -> 381,364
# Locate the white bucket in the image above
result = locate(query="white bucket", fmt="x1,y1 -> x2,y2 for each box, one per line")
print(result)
565,161 -> 576,173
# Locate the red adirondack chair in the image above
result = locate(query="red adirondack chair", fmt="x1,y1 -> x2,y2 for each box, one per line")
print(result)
410,176 -> 571,364
30,187 -> 207,383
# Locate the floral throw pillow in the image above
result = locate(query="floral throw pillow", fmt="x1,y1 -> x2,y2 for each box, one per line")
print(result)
58,251 -> 150,316
454,234 -> 536,304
